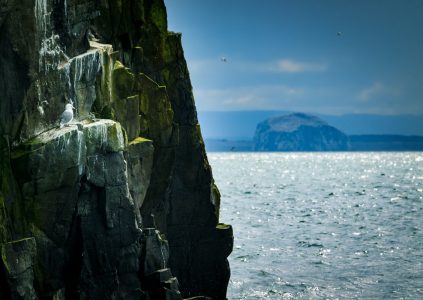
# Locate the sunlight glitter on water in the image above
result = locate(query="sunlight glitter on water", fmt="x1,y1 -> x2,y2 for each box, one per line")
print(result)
209,152 -> 423,299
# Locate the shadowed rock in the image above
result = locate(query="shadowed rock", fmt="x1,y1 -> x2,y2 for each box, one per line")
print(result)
0,0 -> 232,298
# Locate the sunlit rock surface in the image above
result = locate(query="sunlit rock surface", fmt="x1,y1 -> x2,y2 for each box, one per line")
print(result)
0,0 -> 232,298
254,113 -> 350,151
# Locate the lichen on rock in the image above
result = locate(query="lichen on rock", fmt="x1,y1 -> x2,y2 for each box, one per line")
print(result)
0,0 -> 232,298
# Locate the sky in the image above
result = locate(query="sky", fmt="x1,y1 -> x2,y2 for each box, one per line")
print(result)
164,0 -> 423,116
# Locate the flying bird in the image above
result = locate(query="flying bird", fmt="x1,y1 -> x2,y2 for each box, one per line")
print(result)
60,103 -> 74,128
221,57 -> 227,62
337,31 -> 342,36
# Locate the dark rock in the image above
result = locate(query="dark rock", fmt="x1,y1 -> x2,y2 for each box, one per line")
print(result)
1,238 -> 37,300
125,138 -> 154,226
142,229 -> 170,276
254,113 -> 349,151
0,0 -> 231,298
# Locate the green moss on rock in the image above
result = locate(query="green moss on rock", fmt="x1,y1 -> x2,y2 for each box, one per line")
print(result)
84,120 -> 126,154
211,184 -> 221,221
129,136 -> 152,145
112,61 -> 135,100
99,105 -> 116,119
216,223 -> 230,230
150,0 -> 167,33
113,95 -> 140,141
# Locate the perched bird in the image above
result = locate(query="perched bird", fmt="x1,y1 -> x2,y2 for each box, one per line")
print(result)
60,103 -> 74,128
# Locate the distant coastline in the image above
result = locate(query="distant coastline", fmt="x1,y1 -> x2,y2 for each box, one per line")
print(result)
198,111 -> 423,140
205,135 -> 423,152
201,111 -> 423,152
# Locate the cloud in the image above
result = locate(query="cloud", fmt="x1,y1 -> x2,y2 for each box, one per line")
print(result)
357,82 -> 385,101
193,83 -> 412,115
194,84 -> 305,111
357,82 -> 400,101
271,59 -> 328,73
187,57 -> 328,75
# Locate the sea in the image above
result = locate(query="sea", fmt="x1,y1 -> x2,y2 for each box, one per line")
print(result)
208,152 -> 423,299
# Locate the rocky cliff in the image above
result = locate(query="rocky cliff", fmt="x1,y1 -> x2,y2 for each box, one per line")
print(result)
0,0 -> 232,299
254,113 -> 349,151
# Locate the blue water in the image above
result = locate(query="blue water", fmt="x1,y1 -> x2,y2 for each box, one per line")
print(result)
209,153 -> 423,299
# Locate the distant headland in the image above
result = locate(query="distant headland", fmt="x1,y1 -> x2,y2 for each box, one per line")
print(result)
202,112 -> 423,152
254,113 -> 349,151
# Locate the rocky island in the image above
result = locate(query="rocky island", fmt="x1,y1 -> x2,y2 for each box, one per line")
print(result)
0,0 -> 232,299
253,113 -> 349,151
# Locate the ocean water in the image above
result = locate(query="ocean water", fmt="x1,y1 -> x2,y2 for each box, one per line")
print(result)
208,152 -> 423,299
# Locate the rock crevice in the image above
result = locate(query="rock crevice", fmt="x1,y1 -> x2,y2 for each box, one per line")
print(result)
0,0 -> 232,299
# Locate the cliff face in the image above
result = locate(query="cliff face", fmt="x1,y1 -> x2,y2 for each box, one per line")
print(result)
254,113 -> 349,151
0,0 -> 232,299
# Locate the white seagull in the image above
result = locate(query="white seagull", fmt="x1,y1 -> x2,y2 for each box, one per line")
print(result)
60,103 -> 74,128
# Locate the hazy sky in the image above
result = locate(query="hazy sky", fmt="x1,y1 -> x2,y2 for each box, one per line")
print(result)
165,0 -> 423,115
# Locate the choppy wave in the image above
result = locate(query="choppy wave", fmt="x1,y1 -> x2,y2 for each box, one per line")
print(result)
209,152 -> 423,299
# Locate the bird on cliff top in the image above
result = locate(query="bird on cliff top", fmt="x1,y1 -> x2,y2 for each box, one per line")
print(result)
60,103 -> 74,128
